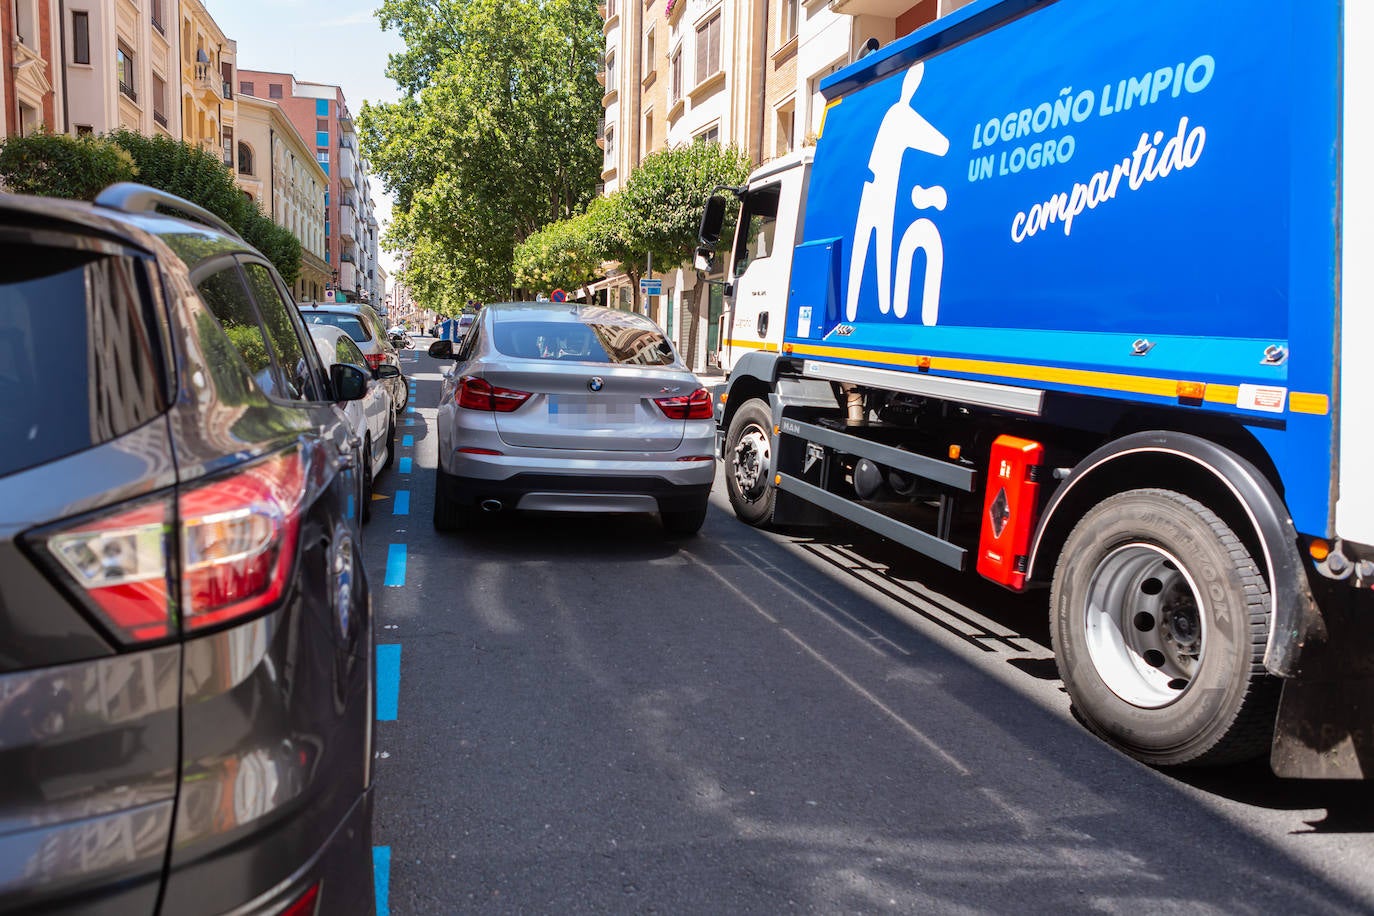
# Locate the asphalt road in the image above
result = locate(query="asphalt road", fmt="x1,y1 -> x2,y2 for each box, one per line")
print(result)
364,343 -> 1374,915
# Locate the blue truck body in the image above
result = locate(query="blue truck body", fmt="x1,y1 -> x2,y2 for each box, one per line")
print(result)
786,0 -> 1339,536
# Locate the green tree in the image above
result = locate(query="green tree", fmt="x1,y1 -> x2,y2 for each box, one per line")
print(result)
616,142 -> 751,360
362,0 -> 604,312
0,131 -> 137,200
108,130 -> 301,285
513,207 -> 603,295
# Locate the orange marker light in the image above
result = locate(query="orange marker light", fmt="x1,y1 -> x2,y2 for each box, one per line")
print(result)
1176,381 -> 1206,400
719,392 -> 729,404
774,474 -> 782,486
1309,539 -> 1331,562
948,444 -> 961,460
916,356 -> 932,370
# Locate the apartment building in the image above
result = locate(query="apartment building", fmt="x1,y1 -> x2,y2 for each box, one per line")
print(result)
238,70 -> 382,305
62,0 -> 180,138
1,0 -> 63,136
234,93 -> 330,302
178,0 -> 235,168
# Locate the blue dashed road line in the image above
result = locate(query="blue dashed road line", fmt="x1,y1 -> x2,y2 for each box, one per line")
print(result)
399,457 -> 412,473
402,435 -> 414,447
376,644 -> 401,720
394,491 -> 410,516
373,846 -> 391,916
384,544 -> 407,587
405,418 -> 415,426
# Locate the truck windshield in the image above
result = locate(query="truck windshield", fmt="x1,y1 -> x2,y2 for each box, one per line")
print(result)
733,185 -> 780,278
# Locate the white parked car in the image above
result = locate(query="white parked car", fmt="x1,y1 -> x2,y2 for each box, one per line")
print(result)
308,324 -> 398,520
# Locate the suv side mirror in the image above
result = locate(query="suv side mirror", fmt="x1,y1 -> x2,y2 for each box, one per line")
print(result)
331,363 -> 369,401
374,363 -> 401,379
428,339 -> 454,359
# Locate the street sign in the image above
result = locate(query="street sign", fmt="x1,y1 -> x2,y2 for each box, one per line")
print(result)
640,278 -> 663,296
551,288 -> 567,302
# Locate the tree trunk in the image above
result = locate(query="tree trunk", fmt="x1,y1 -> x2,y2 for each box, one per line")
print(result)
685,278 -> 707,371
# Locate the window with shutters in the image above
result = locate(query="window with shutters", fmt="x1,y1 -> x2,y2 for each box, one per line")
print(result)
695,14 -> 721,86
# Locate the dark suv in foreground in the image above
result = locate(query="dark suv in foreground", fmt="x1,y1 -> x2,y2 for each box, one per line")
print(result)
0,185 -> 375,914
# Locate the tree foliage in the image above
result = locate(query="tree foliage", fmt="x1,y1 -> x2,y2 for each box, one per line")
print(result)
619,142 -> 751,269
362,0 -> 604,312
108,131 -> 302,286
0,131 -> 137,200
0,130 -> 302,286
513,206 -> 603,294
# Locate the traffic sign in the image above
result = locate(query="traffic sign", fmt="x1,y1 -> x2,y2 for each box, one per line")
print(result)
640,278 -> 663,296
551,288 -> 567,302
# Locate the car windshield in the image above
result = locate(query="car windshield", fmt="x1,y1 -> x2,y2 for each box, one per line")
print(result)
491,319 -> 676,366
303,311 -> 372,342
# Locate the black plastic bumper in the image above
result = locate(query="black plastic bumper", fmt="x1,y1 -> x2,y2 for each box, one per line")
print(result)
440,471 -> 712,514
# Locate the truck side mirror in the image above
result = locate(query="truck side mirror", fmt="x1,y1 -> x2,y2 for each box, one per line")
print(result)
698,194 -> 728,248
694,246 -> 714,273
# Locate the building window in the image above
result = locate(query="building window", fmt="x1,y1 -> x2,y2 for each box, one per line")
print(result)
642,110 -> 654,159
774,99 -> 795,157
644,25 -> 655,73
779,0 -> 799,44
15,0 -> 35,46
604,126 -> 615,159
76,124 -> 94,137
223,130 -> 233,167
117,43 -> 137,101
153,74 -> 168,127
605,53 -> 616,93
606,0 -> 617,17
670,48 -> 682,104
240,80 -> 254,96
150,0 -> 164,32
317,118 -> 329,132
316,98 -> 329,117
695,14 -> 721,85
269,83 -> 284,99
238,142 -> 254,176
71,11 -> 90,64
695,123 -> 720,144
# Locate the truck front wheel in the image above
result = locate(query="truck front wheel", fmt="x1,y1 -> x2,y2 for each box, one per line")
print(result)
1050,488 -> 1279,766
725,399 -> 776,527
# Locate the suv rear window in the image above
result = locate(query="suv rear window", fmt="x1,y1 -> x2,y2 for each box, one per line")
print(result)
303,311 -> 372,342
0,244 -> 164,478
491,320 -> 676,366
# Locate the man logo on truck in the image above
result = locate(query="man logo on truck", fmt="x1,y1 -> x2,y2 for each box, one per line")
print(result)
845,61 -> 950,326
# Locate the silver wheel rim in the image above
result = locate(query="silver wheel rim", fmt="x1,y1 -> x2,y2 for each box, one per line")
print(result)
731,423 -> 771,502
1083,543 -> 1206,708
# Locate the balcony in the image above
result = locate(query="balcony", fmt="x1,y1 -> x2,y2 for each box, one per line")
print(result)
596,54 -> 606,86
119,81 -> 137,103
339,146 -> 357,189
596,116 -> 606,148
153,110 -> 168,129
338,261 -> 357,293
826,0 -> 914,16
194,62 -> 216,94
339,205 -> 357,242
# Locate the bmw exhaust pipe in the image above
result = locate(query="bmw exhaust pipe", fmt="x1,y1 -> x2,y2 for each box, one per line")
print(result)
481,499 -> 503,513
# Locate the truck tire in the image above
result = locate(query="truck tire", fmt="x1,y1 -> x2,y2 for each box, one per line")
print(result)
725,399 -> 776,527
1050,488 -> 1278,767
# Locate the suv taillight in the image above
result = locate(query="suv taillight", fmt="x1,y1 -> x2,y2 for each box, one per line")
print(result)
654,388 -> 713,420
457,376 -> 532,412
38,449 -> 308,645
364,352 -> 386,371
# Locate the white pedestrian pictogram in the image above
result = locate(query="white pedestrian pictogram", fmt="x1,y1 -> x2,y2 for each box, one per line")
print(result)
845,62 -> 950,325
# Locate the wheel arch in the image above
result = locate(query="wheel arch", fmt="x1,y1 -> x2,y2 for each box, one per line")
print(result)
1027,430 -> 1318,677
720,351 -> 785,433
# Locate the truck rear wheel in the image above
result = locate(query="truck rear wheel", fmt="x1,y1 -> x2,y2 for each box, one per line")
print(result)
1050,488 -> 1278,766
725,399 -> 776,527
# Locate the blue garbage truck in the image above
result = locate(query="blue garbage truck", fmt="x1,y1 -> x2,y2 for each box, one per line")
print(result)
698,0 -> 1372,778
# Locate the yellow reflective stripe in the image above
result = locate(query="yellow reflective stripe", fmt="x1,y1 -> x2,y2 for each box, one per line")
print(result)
725,338 -> 779,353
1289,392 -> 1330,415
817,98 -> 842,139
787,342 -> 1330,415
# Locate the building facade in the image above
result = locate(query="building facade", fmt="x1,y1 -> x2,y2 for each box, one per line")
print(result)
1,0 -> 63,137
62,0 -> 180,138
237,70 -> 383,305
234,93 -> 329,301
178,0 -> 235,169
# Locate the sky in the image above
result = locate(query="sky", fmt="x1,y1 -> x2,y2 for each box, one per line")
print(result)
208,0 -> 407,276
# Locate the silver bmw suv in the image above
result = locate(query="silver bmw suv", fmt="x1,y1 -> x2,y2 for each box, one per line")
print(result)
428,302 -> 716,534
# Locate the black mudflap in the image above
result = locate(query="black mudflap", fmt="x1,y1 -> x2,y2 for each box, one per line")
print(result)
1271,587 -> 1374,779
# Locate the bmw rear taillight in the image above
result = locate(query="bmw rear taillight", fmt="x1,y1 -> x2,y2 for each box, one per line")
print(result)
364,352 -> 386,371
457,375 -> 532,412
654,388 -> 713,420
37,448 -> 308,645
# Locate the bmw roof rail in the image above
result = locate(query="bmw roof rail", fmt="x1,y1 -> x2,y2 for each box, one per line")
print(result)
94,182 -> 243,241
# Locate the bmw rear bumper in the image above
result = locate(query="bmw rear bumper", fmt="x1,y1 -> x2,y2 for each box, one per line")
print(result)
439,468 -> 713,514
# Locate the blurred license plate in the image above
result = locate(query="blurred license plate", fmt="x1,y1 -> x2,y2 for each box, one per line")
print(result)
548,396 -> 636,424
